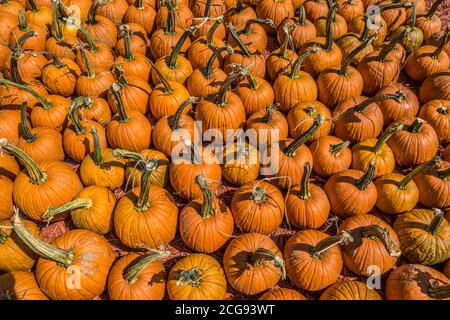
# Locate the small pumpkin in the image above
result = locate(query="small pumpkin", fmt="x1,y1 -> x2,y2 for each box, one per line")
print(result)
224,0 -> 257,32
309,135 -> 351,177
96,0 -> 129,24
156,0 -> 192,30
222,142 -> 260,186
418,100 -> 450,143
79,96 -> 112,127
9,10 -> 47,51
267,24 -> 299,81
255,0 -> 294,30
314,6 -> 348,40
390,3 -> 423,53
277,5 -> 316,51
303,0 -> 328,22
83,0 -> 118,48
41,55 -> 81,97
259,287 -> 307,300
227,18 -> 274,54
0,271 -> 48,300
320,280 -> 382,300
415,0 -> 445,40
124,0 -> 157,34
419,69 -> 450,103
414,161 -> 450,209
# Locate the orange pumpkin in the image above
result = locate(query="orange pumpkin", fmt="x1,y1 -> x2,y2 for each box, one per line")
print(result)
320,281 -> 382,300
0,271 -> 48,300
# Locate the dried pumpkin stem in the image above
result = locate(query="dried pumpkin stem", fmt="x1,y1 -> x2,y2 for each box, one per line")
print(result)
146,58 -> 173,94
398,156 -> 440,189
353,92 -> 405,112
425,0 -> 444,19
206,16 -> 224,46
28,0 -> 38,12
111,83 -> 129,123
330,140 -> 350,156
79,48 -> 96,79
20,102 -> 36,143
437,167 -> 450,180
324,4 -> 337,51
176,267 -> 203,287
87,0 -> 101,25
262,104 -> 279,123
428,284 -> 450,299
167,25 -> 199,69
164,0 -> 176,35
408,118 -> 424,133
205,46 -> 233,79
51,0 -> 64,42
0,79 -> 53,110
68,97 -> 88,135
428,208 -> 444,235
217,72 -> 242,106
339,35 -> 376,76
13,214 -> 74,267
310,231 -> 353,259
290,48 -> 319,79
361,225 -> 401,257
248,248 -> 286,279
135,158 -> 159,211
196,175 -> 214,219
227,22 -> 251,57
297,5 -> 306,25
70,21 -> 99,52
90,126 -> 103,166
432,27 -> 450,59
284,114 -> 325,157
124,249 -> 171,284
359,13 -> 371,42
169,97 -> 197,130
244,18 -> 275,35
238,66 -> 259,90
377,28 -> 409,62
372,122 -> 403,154
57,0 -> 69,18
298,162 -> 312,200
251,186 -> 267,203
355,161 -> 375,190
113,65 -> 128,87
42,198 -> 94,223
122,25 -> 134,61
18,10 -> 29,31
278,25 -> 291,59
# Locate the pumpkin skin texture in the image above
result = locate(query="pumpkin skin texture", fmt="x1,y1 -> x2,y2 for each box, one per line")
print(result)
284,230 -> 351,291
0,150 -> 19,182
385,264 -> 450,300
309,136 -> 352,177
0,271 -> 48,300
320,281 -> 382,300
419,69 -> 450,103
108,251 -> 167,300
340,214 -> 401,276
246,104 -> 289,147
418,100 -> 450,143
277,7 -> 316,51
0,219 -> 40,272
287,101 -> 331,141
259,287 -> 307,300
231,180 -> 285,235
30,95 -> 72,132
256,0 -> 294,30
0,110 -> 22,145
41,57 -> 81,97
168,254 -> 227,300
149,80 -> 191,120
414,162 -> 450,209
124,149 -> 170,189
223,233 -> 285,296
444,145 -> 450,162
79,97 -> 112,127
394,209 -> 450,266
0,176 -> 14,220
222,142 -> 260,186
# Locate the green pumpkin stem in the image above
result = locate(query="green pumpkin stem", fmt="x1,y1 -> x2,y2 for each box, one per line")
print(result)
428,284 -> 450,300
195,175 -> 214,219
206,16 -> 224,46
227,22 -> 251,57
57,0 -> 69,18
111,83 -> 129,123
42,198 -> 94,223
409,3 -> 417,29
167,25 -> 199,69
290,48 -> 319,79
355,161 -> 376,190
330,140 -> 350,155
377,28 -> 409,62
122,25 -> 135,61
297,5 -> 306,25
113,65 -> 128,87
278,24 -> 291,59
69,20 -> 99,52
298,162 -> 312,200
324,4 -> 337,52
68,97 -> 90,135
90,126 -> 103,166
18,10 -> 30,31
87,0 -> 101,25
217,72 -> 242,106
310,231 -> 353,259
339,35 -> 376,76
425,0 -> 444,19
398,156 -> 441,189
238,66 -> 259,90
284,114 -> 325,157
205,46 -> 233,79
135,158 -> 160,211
244,18 -> 275,35
372,122 -> 403,154
135,0 -> 144,9
378,2 -> 407,12
359,13 -> 371,41
361,225 -> 401,257
112,148 -> 144,162
262,104 -> 279,123
124,249 -> 171,284
203,0 -> 212,17
428,208 -> 444,235
248,248 -> 286,279
0,229 -> 8,244
353,91 -> 405,112
164,0 -> 176,35
12,214 -> 74,268
176,267 -> 203,287
20,102 -> 36,143
146,58 -> 173,94
28,0 -> 38,12
437,167 -> 450,181
0,78 -> 53,110
79,48 -> 96,79
432,27 -> 450,59
51,0 -> 64,42
169,97 -> 197,130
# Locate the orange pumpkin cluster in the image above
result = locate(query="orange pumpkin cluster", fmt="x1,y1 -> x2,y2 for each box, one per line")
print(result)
0,0 -> 449,301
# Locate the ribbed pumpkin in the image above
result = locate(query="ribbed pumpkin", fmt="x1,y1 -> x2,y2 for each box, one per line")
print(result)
418,100 -> 450,143
227,18 -> 274,54
287,100 -> 331,141
414,161 -> 450,208
0,271 -> 48,300
255,0 -> 294,30
419,69 -> 450,103
320,281 -> 382,300
259,287 -> 307,300
222,142 -> 259,186
309,135 -> 352,177
0,176 -> 13,220
41,56 -> 81,97
277,5 -> 316,51
0,148 -> 19,182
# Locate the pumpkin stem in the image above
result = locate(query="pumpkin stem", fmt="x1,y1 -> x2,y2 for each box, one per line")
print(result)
355,161 -> 375,190
57,0 -> 69,18
0,78 -> 53,110
408,118 -> 424,133
428,284 -> 450,300
284,114 -> 325,157
122,24 -> 135,62
135,158 -> 159,211
12,213 -> 74,268
339,35 -> 376,76
310,231 -> 353,259
324,4 -> 337,52
353,91 -> 405,112
51,0 -> 64,42
167,24 -> 200,69
425,0 -> 444,19
113,148 -> 143,161
244,18 -> 275,35
235,0 -> 244,12
408,3 -> 417,29
113,65 -> 128,87
330,140 -> 350,156
134,0 -> 144,10
437,167 -> 450,181
28,0 -> 38,12
79,48 -> 96,79
234,65 -> 259,90
18,10 -> 30,31
146,59 -> 173,94
196,175 -> 214,220
261,103 -> 279,123
42,198 -> 94,223
68,97 -> 89,135
359,13 -> 371,42
432,27 -> 450,59
111,83 -> 130,123
251,185 -> 267,204
176,267 -> 204,288
87,0 -> 101,25
377,28 -> 409,62
169,97 -> 197,130
0,229 -> 7,245
67,19 -> 99,52
205,46 -> 233,79
206,16 -> 224,47
378,2 -> 407,12
361,225 -> 401,257
297,5 -> 306,25
372,122 -> 403,155
398,156 -> 440,189
290,48 -> 319,79
248,248 -> 286,280
124,249 -> 171,284
217,71 -> 243,107
227,22 -> 251,57
298,162 -> 312,200
90,126 -> 103,166
278,24 -> 291,59
428,208 -> 444,235
19,102 -> 36,143
164,0 -> 176,35
203,0 -> 212,17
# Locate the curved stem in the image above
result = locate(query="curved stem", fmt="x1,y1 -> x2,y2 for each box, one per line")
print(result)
124,250 -> 171,283
377,28 -> 408,62
20,102 -> 36,143
244,18 -> 275,35
51,0 -> 64,42
238,66 -> 259,90
248,248 -> 286,280
18,10 -> 29,31
169,97 -> 197,130
0,79 -> 53,110
90,126 -> 103,166
135,158 -> 159,211
425,0 -> 444,19
290,48 -> 319,79
205,46 -> 233,79
310,231 -> 353,259
361,225 -> 401,257
409,3 -> 416,29
68,102 -> 87,136
79,48 -> 95,79
227,22 -> 251,57
195,175 -> 214,219
284,115 -> 325,157
278,24 -> 290,59
87,0 -> 101,25
398,156 -> 440,189
428,208 -> 444,235
206,16 -> 224,47
429,284 -> 450,300
217,72 -> 242,107
69,20 -> 99,52
113,65 -> 128,87
164,0 -> 176,35
111,83 -> 129,123
372,122 -> 403,154
113,149 -> 144,162
122,26 -> 134,61
168,25 -> 199,69
330,140 -> 350,156
339,35 -> 375,76
354,92 -> 405,112
298,162 -> 312,200
297,5 -> 306,26
42,198 -> 94,222
355,161 -> 375,190
378,2 -> 407,12
146,59 -> 173,94
12,214 -> 74,268
359,13 -> 370,41
324,4 -> 337,52
261,104 -> 278,123
432,27 -> 450,59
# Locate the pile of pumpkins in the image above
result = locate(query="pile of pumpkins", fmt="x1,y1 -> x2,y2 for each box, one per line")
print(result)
0,0 -> 449,300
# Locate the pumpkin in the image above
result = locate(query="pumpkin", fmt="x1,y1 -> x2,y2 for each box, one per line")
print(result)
0,109 -> 21,146
340,213 -> 401,276
314,6 -> 348,41
96,0 -> 128,24
287,100 -> 331,141
79,96 -> 112,126
156,0 -> 192,30
347,9 -> 388,48
106,83 -> 152,152
180,175 -> 234,253
284,230 -> 353,291
394,208 -> 450,265
415,0 -> 445,40
336,0 -> 363,23
0,218 -> 40,272
414,161 -> 450,208
256,0 -> 294,30
192,0 -> 225,18
273,48 -> 319,112
390,3 -> 423,53
222,142 -> 259,186
386,264 -> 450,300
168,253 -> 227,300
379,0 -> 407,33
267,24 -> 299,81
1,140 -> 82,221
277,5 -> 316,51
41,56 -> 81,97
45,2 -> 77,60
351,122 -> 403,177
387,118 -> 439,167
418,100 -> 450,143
320,281 -> 381,300
170,141 -> 221,200
9,10 -> 47,51
419,69 -> 450,103
17,102 -> 64,163
227,18 -> 274,54
286,162 -> 330,229
303,0 -> 328,22
0,271 -> 48,300
444,259 -> 450,278
309,135 -> 351,177
443,145 -> 450,162
83,0 -> 118,48
115,23 -> 149,62
324,162 -> 377,218
13,214 -> 115,300
0,147 -> 19,182
259,287 -> 307,300
224,0 -> 257,32
108,249 -> 169,300
0,176 -> 13,220
223,233 -> 285,295
124,0 -> 157,34
114,158 -> 179,249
